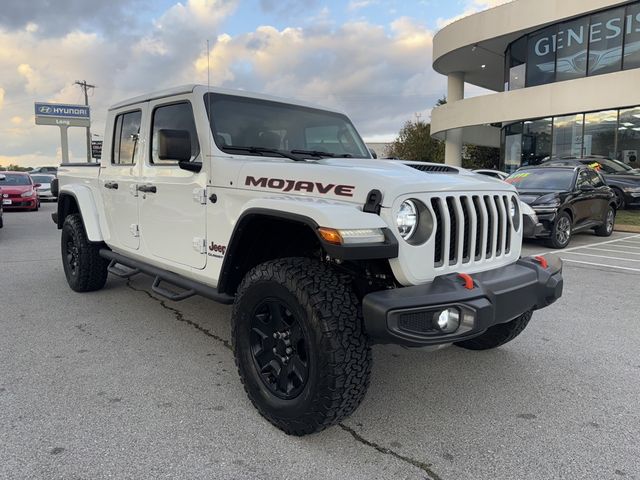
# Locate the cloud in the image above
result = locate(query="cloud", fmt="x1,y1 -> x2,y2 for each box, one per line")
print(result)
348,1 -> 376,11
0,0 -> 451,167
436,0 -> 511,28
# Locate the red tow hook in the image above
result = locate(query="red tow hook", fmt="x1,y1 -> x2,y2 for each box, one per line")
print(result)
458,273 -> 474,290
534,256 -> 548,269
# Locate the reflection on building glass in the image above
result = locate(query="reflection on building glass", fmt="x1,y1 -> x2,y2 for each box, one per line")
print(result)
501,106 -> 640,171
504,1 -> 640,89
584,111 -> 618,157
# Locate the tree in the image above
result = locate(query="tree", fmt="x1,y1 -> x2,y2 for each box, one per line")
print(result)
0,164 -> 32,172
387,120 -> 445,163
463,145 -> 500,170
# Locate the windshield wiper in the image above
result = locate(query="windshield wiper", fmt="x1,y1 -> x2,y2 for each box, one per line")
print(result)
221,146 -> 305,162
290,149 -> 353,158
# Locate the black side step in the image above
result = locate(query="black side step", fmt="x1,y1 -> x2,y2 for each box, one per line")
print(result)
107,260 -> 140,278
99,249 -> 234,304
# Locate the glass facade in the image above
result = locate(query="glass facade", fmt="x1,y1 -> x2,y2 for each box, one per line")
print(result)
500,106 -> 640,172
504,1 -> 640,91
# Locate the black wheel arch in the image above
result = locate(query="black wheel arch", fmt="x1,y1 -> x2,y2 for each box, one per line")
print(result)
56,192 -> 81,229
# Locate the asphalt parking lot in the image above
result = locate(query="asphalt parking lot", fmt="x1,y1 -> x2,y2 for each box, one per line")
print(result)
1,204 -> 639,480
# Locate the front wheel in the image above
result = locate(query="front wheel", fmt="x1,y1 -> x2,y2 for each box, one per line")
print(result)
455,311 -> 533,350
61,214 -> 109,292
232,257 -> 371,436
545,212 -> 572,249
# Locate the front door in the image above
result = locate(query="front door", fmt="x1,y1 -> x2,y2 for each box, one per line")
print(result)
100,107 -> 145,251
138,98 -> 207,269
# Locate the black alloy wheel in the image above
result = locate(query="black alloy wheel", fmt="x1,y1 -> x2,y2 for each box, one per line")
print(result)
546,211 -> 572,249
65,238 -> 80,277
613,188 -> 626,210
250,298 -> 309,400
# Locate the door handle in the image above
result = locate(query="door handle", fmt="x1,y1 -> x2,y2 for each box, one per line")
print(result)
104,182 -> 119,190
137,184 -> 157,194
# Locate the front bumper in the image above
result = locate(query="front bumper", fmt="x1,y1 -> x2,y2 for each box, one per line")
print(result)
2,198 -> 38,209
363,255 -> 563,347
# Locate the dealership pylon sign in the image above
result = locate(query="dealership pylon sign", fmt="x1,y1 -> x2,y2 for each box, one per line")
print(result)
34,102 -> 91,163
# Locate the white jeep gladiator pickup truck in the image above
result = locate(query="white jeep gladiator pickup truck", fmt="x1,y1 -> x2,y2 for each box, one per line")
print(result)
52,84 -> 563,435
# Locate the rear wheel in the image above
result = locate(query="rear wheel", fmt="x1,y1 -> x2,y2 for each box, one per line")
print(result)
232,257 -> 371,436
455,311 -> 533,350
545,212 -> 572,249
594,206 -> 615,237
61,214 -> 108,292
612,188 -> 626,210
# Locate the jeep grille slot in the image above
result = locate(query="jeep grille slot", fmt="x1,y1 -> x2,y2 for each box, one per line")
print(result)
431,194 -> 513,268
407,163 -> 459,174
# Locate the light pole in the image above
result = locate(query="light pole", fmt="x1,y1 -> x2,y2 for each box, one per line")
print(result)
75,80 -> 95,162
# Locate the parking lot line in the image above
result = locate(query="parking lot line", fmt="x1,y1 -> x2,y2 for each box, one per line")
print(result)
584,247 -> 640,255
532,233 -> 640,256
561,251 -> 640,262
562,258 -> 640,273
613,242 -> 640,249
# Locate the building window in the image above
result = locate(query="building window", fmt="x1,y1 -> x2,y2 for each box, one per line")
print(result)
555,17 -> 590,82
503,122 -> 523,173
624,3 -> 640,70
618,107 -> 640,166
522,118 -> 552,165
583,110 -> 618,157
526,25 -> 557,87
587,7 -> 625,76
506,36 -> 527,90
552,114 -> 584,158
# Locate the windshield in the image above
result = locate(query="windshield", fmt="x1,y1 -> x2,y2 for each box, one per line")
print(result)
0,173 -> 32,186
31,175 -> 53,183
506,169 -> 575,190
581,158 -> 632,174
205,93 -> 370,159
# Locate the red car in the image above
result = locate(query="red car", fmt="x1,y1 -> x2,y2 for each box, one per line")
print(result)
0,171 -> 40,211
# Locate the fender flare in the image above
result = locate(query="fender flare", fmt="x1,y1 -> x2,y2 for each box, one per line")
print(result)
57,185 -> 104,242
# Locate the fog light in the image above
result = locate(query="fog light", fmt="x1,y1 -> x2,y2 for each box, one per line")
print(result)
435,308 -> 461,333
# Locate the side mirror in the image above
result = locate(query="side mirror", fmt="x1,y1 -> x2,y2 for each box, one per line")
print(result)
178,160 -> 202,173
34,183 -> 42,188
158,129 -> 192,162
369,148 -> 378,159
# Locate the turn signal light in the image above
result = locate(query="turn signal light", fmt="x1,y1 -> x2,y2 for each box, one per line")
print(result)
318,227 -> 343,245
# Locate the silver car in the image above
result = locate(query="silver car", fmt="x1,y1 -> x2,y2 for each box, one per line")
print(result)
30,174 -> 57,201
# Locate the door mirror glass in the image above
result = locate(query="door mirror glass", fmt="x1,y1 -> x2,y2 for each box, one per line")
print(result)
369,148 -> 378,159
178,160 -> 202,173
158,129 -> 192,162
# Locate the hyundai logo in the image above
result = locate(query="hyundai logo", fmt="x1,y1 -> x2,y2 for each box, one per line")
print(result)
39,106 -> 53,114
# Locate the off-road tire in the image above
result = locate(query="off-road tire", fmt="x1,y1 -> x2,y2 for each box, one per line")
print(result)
454,311 -> 533,350
545,211 -> 572,249
61,214 -> 109,292
232,257 -> 371,436
594,205 -> 615,237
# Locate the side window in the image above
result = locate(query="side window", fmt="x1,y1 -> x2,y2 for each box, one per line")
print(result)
587,170 -> 605,188
576,170 -> 590,188
151,102 -> 200,164
112,111 -> 142,165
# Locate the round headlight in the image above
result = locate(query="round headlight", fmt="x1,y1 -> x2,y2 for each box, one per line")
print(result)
396,200 -> 418,240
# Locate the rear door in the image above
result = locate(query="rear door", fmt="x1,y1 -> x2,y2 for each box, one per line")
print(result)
100,107 -> 146,250
138,98 -> 207,269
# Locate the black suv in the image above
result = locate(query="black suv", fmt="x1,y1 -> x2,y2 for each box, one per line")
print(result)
542,156 -> 640,209
507,166 -> 616,248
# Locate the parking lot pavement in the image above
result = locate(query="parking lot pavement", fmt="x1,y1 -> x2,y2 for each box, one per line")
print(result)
1,204 -> 639,480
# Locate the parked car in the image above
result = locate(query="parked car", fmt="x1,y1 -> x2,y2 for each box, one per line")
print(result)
542,156 -> 640,209
30,174 -> 57,201
29,166 -> 58,176
0,173 -> 4,228
473,169 -> 509,181
0,171 -> 40,211
507,165 -> 616,248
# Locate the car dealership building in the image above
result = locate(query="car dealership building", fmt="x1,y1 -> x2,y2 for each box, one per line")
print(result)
431,0 -> 640,172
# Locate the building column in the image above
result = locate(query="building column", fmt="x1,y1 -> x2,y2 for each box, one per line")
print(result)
444,72 -> 465,166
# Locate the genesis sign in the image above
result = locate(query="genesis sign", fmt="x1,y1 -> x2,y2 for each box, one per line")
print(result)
34,102 -> 90,127
533,10 -> 640,57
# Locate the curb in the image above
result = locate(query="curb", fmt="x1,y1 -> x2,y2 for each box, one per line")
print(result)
614,224 -> 640,233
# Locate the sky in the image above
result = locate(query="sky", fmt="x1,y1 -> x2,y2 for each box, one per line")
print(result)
0,0 -> 508,167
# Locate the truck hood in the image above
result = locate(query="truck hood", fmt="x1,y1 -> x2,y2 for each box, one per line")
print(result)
237,158 -> 515,206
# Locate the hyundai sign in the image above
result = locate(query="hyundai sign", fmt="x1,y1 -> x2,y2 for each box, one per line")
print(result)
34,102 -> 90,127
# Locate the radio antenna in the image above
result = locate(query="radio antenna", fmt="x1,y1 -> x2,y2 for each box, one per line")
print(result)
207,39 -> 212,157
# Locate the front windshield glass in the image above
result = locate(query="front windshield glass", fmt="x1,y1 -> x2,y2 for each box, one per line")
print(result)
205,93 -> 370,159
582,158 -> 632,174
0,174 -> 32,186
506,169 -> 575,190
